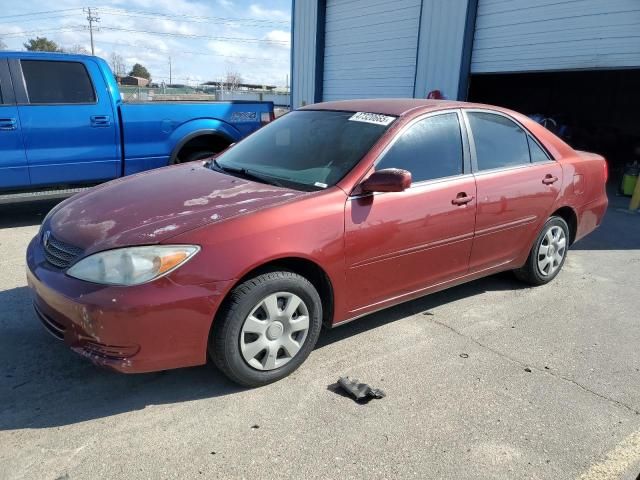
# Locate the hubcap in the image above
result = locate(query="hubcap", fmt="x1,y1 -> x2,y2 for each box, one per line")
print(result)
537,225 -> 567,276
240,292 -> 310,371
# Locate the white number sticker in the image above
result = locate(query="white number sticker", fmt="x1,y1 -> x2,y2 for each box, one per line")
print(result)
348,112 -> 395,126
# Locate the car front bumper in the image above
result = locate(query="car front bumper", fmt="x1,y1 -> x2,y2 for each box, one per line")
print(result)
26,235 -> 233,373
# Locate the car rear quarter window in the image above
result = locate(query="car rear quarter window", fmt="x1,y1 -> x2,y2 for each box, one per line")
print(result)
527,135 -> 551,162
21,60 -> 96,104
376,112 -> 463,183
468,112 -> 531,170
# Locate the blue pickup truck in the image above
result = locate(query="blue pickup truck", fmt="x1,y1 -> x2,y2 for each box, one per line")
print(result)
0,51 -> 274,201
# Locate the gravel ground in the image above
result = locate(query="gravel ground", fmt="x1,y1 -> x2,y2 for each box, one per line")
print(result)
0,194 -> 639,480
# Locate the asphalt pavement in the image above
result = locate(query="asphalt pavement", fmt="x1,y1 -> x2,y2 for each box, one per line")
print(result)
1,194 -> 639,480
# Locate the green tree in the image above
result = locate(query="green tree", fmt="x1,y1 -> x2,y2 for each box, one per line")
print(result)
128,63 -> 151,80
24,37 -> 62,52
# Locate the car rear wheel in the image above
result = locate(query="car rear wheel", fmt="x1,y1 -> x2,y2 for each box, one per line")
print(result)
210,270 -> 323,387
514,216 -> 570,286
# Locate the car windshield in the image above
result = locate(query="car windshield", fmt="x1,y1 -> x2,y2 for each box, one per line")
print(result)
213,110 -> 396,191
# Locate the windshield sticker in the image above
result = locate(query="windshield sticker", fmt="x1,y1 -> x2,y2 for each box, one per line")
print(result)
348,112 -> 395,126
314,182 -> 328,188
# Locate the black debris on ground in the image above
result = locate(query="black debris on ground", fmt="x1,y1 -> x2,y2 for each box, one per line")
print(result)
330,377 -> 386,404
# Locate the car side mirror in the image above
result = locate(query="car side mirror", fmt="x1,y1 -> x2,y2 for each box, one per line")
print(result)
360,168 -> 412,193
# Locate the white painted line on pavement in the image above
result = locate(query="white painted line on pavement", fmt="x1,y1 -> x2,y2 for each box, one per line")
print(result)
579,430 -> 640,480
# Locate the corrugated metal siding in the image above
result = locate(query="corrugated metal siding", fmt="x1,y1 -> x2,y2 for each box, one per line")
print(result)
472,0 -> 640,73
322,0 -> 422,100
414,0 -> 470,99
291,0 -> 318,108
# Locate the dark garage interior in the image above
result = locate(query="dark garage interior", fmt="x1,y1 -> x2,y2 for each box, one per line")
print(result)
468,69 -> 640,180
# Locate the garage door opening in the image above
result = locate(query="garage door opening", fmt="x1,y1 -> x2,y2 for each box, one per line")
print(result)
468,69 -> 640,182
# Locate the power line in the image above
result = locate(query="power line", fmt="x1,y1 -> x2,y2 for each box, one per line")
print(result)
97,26 -> 289,45
98,40 -> 265,61
0,13 -> 80,26
0,27 -> 85,39
0,8 -> 80,20
0,25 -> 289,46
97,7 -> 290,26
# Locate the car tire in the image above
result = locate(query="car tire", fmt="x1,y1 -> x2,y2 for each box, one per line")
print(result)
209,270 -> 323,387
514,216 -> 570,286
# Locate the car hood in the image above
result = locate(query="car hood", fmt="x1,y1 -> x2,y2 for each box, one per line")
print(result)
47,163 -> 305,253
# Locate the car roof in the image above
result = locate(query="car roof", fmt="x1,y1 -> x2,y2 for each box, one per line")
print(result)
299,98 -> 510,117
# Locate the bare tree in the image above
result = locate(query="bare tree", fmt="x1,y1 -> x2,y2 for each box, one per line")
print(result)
109,52 -> 126,76
224,70 -> 243,91
65,44 -> 90,55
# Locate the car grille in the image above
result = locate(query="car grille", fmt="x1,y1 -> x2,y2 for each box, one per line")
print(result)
43,234 -> 83,269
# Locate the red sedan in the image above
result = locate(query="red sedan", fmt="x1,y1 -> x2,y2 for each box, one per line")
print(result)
26,99 -> 608,386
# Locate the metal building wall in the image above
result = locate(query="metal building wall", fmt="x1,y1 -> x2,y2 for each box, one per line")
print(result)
472,0 -> 640,73
290,0 -> 475,107
414,0 -> 472,100
322,0 -> 422,101
291,0 -> 319,108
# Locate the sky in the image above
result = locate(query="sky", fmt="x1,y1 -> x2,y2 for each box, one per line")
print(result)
0,0 -> 291,87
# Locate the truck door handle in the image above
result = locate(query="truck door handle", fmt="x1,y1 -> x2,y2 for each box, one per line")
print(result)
0,118 -> 17,130
90,115 -> 111,127
542,174 -> 558,185
452,193 -> 475,205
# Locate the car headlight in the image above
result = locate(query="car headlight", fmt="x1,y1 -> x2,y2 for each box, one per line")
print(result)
67,245 -> 200,286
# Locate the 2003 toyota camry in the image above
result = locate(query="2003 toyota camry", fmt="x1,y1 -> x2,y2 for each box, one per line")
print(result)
27,99 -> 608,386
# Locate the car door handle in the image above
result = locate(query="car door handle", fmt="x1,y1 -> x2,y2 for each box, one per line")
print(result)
0,118 -> 17,130
90,115 -> 111,127
542,174 -> 558,185
452,193 -> 475,205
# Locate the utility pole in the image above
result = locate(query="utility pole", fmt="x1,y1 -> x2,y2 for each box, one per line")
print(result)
84,7 -> 100,55
169,56 -> 172,85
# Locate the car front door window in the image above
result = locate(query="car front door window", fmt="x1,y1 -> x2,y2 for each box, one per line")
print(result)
376,112 -> 464,183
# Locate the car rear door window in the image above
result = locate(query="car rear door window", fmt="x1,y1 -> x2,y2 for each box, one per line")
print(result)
21,60 -> 96,104
376,112 -> 463,182
527,135 -> 550,162
468,112 -> 531,170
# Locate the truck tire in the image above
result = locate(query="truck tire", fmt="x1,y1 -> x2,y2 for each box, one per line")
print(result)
514,216 -> 570,286
210,270 -> 323,387
178,150 -> 216,163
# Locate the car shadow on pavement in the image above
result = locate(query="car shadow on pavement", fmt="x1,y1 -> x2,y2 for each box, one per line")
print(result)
0,287 -> 244,431
571,202 -> 640,251
0,199 -> 62,229
0,274 -> 524,430
317,272 -> 525,348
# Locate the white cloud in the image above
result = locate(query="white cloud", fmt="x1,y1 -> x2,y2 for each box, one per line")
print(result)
1,0 -> 291,87
249,4 -> 290,22
265,30 -> 291,47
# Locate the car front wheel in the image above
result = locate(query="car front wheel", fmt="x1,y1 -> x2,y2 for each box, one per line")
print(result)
210,270 -> 323,387
514,216 -> 570,286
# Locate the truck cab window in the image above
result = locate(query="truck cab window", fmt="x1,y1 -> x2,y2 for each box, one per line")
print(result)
21,60 -> 96,104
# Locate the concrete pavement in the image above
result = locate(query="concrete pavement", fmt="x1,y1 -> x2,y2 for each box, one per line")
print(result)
1,196 -> 639,480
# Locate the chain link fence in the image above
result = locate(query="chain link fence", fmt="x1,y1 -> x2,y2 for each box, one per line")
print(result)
119,86 -> 290,107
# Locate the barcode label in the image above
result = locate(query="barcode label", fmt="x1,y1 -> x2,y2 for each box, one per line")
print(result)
348,112 -> 395,126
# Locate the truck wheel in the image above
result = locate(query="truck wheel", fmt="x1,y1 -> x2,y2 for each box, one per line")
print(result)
210,270 -> 323,387
179,150 -> 216,163
514,216 -> 569,286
